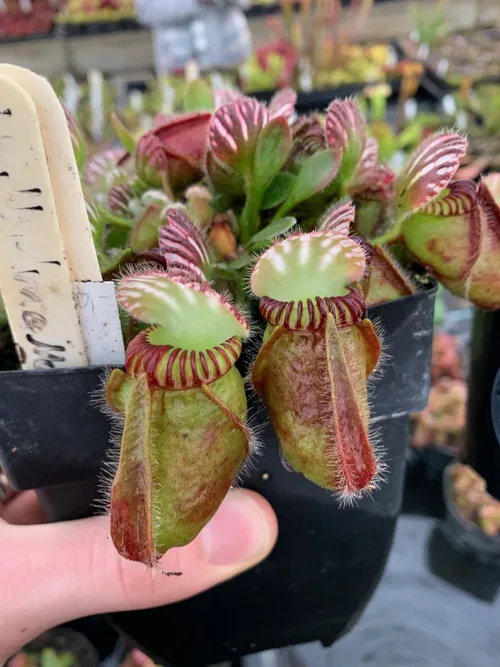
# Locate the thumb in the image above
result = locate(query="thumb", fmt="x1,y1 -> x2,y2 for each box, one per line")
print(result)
0,489 -> 277,662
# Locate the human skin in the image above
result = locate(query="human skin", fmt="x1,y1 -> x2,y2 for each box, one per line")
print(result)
0,488 -> 278,664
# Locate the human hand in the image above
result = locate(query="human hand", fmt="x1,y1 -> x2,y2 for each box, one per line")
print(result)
0,486 -> 278,664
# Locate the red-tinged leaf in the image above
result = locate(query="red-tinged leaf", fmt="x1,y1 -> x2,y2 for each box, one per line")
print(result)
286,114 -> 326,171
402,180 -> 480,284
208,99 -> 269,171
353,136 -> 378,183
154,111 -> 211,160
153,111 -> 211,189
326,98 -> 366,152
84,147 -> 126,188
319,199 -> 356,235
352,163 -> 395,197
448,179 -> 500,309
356,318 -> 382,376
269,88 -> 297,121
108,182 -> 134,216
159,208 -> 210,281
396,131 -> 468,217
325,98 -> 366,185
205,149 -> 245,196
361,245 -> 416,307
135,132 -> 168,188
110,372 -> 155,566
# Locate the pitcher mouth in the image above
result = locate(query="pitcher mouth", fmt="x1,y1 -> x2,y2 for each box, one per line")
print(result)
117,270 -> 249,389
258,287 -> 366,331
125,329 -> 243,389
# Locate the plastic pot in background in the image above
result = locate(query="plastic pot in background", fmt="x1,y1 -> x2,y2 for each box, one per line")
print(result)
0,281 -> 437,666
442,464 -> 500,568
8,627 -> 99,667
407,444 -> 457,483
466,309 -> 500,500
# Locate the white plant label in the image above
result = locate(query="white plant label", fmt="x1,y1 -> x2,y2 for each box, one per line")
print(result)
442,94 -> 457,117
73,282 -> 125,365
63,72 -> 82,117
88,69 -> 104,142
0,64 -> 101,282
404,98 -> 418,121
0,75 -> 88,369
436,58 -> 449,77
129,90 -> 144,112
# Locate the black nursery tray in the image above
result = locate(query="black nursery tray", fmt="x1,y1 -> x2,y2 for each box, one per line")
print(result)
252,76 -> 444,113
392,38 -> 455,100
0,30 -> 56,45
56,18 -> 142,38
0,281 -> 437,666
246,0 -> 401,18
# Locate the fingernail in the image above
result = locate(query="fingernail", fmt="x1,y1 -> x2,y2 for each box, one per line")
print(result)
200,490 -> 272,566
130,650 -> 147,666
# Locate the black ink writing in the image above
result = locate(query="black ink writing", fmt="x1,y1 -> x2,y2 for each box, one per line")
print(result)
26,334 -> 66,368
26,334 -> 65,351
22,311 -> 47,333
20,288 -> 41,303
14,270 -> 40,283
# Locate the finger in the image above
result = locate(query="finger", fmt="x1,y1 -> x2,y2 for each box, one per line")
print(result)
0,489 -> 278,662
120,649 -> 157,667
1,491 -> 47,525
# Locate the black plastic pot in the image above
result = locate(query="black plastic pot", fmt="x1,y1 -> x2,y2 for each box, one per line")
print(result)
407,444 -> 457,482
442,463 -> 500,568
252,75 -> 443,114
0,282 -> 436,666
465,309 -> 500,500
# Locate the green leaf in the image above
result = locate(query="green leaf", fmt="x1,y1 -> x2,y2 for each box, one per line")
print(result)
40,648 -> 74,667
247,217 -> 297,251
253,117 -> 292,195
212,193 -> 235,213
274,149 -> 339,219
101,248 -> 135,279
101,205 -> 135,229
110,112 -> 136,154
130,204 -> 164,252
212,264 -> 241,281
183,79 -> 214,111
261,172 -> 297,209
226,254 -> 254,270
